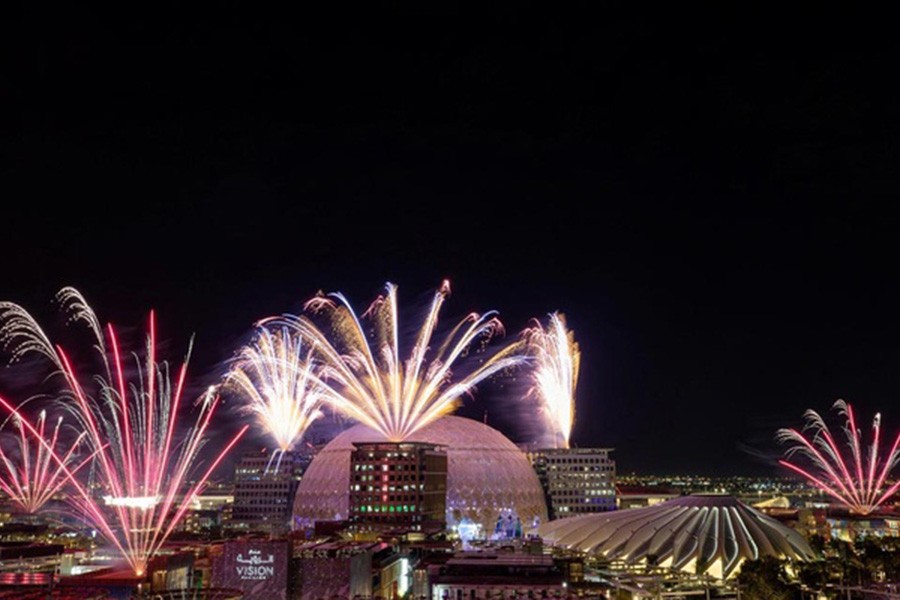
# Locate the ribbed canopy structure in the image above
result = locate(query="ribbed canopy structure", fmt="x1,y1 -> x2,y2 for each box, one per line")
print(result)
538,494 -> 816,579
293,416 -> 547,534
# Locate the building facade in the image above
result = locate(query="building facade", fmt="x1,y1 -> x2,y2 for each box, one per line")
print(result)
230,450 -> 305,534
349,442 -> 448,533
424,549 -> 573,600
529,447 -> 616,519
293,540 -> 408,600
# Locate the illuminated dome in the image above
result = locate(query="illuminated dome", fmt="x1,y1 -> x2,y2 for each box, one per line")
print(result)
293,416 -> 547,534
538,494 -> 816,579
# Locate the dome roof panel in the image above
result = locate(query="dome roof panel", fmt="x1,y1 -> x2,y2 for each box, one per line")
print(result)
293,415 -> 547,533
538,494 -> 816,579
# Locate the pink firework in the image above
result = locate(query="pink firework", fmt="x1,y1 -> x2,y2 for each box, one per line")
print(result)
777,400 -> 900,515
0,408 -> 91,514
0,288 -> 247,576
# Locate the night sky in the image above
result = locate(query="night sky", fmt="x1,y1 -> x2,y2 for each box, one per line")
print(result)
3,7 -> 900,476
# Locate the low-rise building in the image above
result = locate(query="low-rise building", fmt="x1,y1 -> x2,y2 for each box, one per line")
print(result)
615,484 -> 679,509
424,547 -> 576,600
293,540 -> 408,600
210,539 -> 291,600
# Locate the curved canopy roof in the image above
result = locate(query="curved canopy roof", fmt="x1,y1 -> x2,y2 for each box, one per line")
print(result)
538,494 -> 816,579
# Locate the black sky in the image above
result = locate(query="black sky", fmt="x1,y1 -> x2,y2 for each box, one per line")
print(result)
2,6 -> 900,476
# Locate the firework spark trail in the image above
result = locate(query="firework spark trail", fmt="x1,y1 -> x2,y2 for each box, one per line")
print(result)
0,290 -> 247,576
226,326 -> 323,470
0,408 -> 91,514
522,312 -> 580,449
267,280 -> 526,441
777,400 -> 900,515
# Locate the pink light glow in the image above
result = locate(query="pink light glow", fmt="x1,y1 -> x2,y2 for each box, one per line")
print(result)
0,408 -> 91,514
0,288 -> 247,576
777,400 -> 900,515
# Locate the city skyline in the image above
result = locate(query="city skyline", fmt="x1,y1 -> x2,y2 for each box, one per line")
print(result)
2,8 -> 900,598
3,7 -> 900,479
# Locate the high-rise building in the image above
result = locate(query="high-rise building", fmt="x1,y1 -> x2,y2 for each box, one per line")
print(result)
349,442 -> 447,533
528,447 -> 616,519
230,450 -> 305,533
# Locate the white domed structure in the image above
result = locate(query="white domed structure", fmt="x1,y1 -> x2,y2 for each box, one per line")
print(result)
293,416 -> 547,535
538,494 -> 816,579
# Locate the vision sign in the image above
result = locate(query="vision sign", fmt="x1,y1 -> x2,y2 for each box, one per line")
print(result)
236,548 -> 275,580
212,540 -> 289,600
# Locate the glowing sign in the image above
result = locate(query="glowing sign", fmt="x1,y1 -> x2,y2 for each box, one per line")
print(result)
212,541 -> 289,600
236,549 -> 275,580
102,495 -> 161,510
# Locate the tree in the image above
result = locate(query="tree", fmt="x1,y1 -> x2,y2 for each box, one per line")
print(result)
807,533 -> 827,556
736,556 -> 796,600
828,538 -> 864,588
798,559 -> 829,596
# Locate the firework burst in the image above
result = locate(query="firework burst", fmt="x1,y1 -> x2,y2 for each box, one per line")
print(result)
777,400 -> 900,515
522,312 -> 580,449
267,280 -> 525,441
0,408 -> 91,514
0,288 -> 247,576
226,326 -> 323,469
